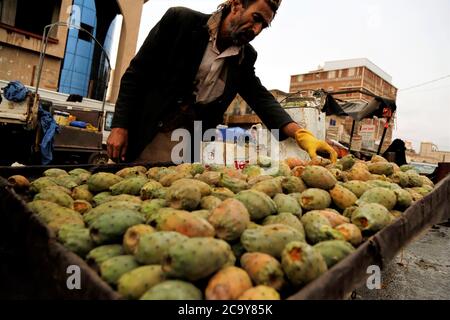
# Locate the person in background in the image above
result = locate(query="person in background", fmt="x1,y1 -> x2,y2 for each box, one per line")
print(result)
382,138 -> 407,166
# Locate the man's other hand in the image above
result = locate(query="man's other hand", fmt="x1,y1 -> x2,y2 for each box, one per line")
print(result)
295,129 -> 337,163
107,128 -> 128,162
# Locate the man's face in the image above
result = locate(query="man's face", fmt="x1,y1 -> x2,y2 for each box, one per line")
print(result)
226,0 -> 275,46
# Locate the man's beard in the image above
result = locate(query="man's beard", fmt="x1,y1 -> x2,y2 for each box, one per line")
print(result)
231,28 -> 256,46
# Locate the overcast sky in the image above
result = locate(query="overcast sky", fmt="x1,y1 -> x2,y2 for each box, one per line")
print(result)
137,0 -> 450,151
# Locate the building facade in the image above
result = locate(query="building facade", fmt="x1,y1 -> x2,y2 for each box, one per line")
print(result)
290,59 -> 398,153
0,0 -> 147,102
407,142 -> 450,164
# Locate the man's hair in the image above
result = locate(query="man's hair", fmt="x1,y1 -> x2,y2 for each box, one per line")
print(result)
218,0 -> 281,15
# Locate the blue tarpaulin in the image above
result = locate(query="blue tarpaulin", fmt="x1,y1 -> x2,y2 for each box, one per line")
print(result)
3,80 -> 29,102
39,105 -> 60,165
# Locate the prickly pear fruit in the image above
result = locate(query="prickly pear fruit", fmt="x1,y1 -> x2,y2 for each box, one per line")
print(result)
123,224 -> 155,254
242,164 -> 263,178
73,200 -> 92,215
313,240 -> 355,268
337,154 -> 356,171
241,224 -> 305,258
69,168 -> 91,184
316,209 -> 350,227
166,182 -> 201,211
218,173 -> 249,194
117,265 -> 165,300
57,224 -> 94,257
92,191 -> 112,206
370,155 -> 388,163
334,223 -> 363,246
419,175 -> 434,187
86,244 -> 124,271
208,198 -> 250,241
300,211 -> 344,244
368,162 -> 394,176
328,168 -> 348,182
30,177 -> 58,193
343,205 -> 358,219
346,162 -> 372,181
366,180 -> 400,190
238,286 -> 280,300
234,190 -> 277,220
200,195 -> 222,210
329,184 -> 357,209
89,209 -> 145,245
172,178 -> 212,197
389,172 -> 409,187
141,199 -> 166,221
87,172 -> 123,193
404,188 -> 423,201
83,200 -> 142,226
140,180 -> 164,200
265,161 -> 292,177
110,176 -> 148,196
301,165 -> 337,190
247,175 -> 273,187
262,212 -> 305,239
351,203 -> 392,234
43,168 -> 68,177
281,176 -> 307,194
190,163 -> 205,176
145,167 -> 172,180
406,171 -> 423,187
299,188 -> 331,211
240,252 -> 285,290
135,231 -> 188,265
341,180 -> 371,198
27,200 -> 84,232
140,280 -> 202,300
149,209 -> 215,237
356,187 -> 397,210
191,209 -> 212,221
51,175 -> 80,189
195,171 -> 221,186
34,188 -> 74,208
162,237 -> 234,281
251,177 -> 284,197
115,166 -> 147,179
205,266 -> 253,300
393,189 -> 413,209
159,171 -> 192,187
281,241 -> 327,287
273,193 -> 302,216
100,255 -> 139,285
211,187 -> 235,200
72,184 -> 93,202
7,175 -> 30,190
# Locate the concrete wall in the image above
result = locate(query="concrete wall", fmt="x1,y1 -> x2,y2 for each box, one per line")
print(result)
109,0 -> 145,103
418,142 -> 450,163
0,0 -> 72,89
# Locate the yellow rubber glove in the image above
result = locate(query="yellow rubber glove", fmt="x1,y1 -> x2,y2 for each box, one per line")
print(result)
295,129 -> 337,163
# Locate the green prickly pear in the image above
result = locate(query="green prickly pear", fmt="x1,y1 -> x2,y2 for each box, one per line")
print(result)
281,241 -> 327,287
140,280 -> 202,300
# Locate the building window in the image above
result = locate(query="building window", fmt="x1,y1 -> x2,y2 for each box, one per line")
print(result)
297,75 -> 303,82
78,22 -> 94,42
348,68 -> 355,77
0,0 -> 61,37
328,71 -> 336,79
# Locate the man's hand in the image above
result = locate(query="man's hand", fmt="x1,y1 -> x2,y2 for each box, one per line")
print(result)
107,128 -> 128,162
295,129 -> 337,163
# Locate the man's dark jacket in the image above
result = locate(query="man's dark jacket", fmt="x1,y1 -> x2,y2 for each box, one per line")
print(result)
112,7 -> 294,161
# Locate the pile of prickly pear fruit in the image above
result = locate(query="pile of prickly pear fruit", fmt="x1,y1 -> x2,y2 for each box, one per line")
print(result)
8,155 -> 435,300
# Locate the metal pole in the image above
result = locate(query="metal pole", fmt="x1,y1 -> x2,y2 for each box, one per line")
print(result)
377,117 -> 391,155
349,120 -> 356,152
